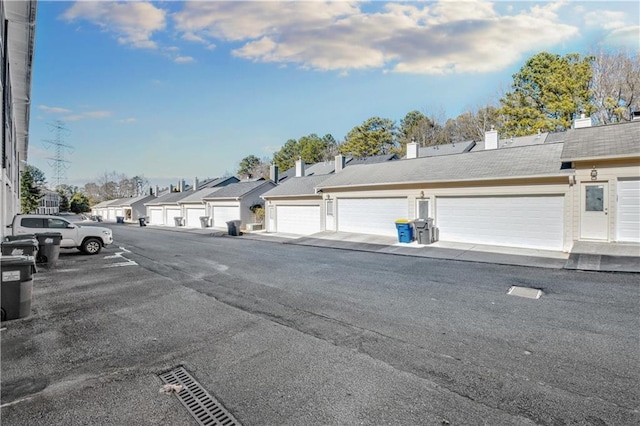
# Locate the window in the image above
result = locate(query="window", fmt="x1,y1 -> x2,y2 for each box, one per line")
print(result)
47,218 -> 69,229
585,185 -> 604,212
416,199 -> 430,219
21,218 -> 44,228
326,199 -> 334,216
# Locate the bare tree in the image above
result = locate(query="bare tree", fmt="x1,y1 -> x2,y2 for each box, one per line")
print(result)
590,48 -> 640,124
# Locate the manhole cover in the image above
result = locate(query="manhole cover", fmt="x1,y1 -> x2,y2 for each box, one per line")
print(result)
159,366 -> 241,426
507,286 -> 542,299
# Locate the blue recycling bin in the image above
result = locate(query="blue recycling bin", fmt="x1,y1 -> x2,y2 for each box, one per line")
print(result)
395,220 -> 413,243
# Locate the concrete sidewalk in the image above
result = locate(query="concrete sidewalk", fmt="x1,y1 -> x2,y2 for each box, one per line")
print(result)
139,224 -> 640,273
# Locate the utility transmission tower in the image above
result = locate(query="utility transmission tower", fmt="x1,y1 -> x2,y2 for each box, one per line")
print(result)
43,120 -> 73,188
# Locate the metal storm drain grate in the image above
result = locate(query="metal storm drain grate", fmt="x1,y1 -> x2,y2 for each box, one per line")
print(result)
159,366 -> 241,426
507,286 -> 542,299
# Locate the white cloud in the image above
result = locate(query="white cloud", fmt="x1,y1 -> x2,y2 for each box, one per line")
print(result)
174,56 -> 195,64
84,111 -> 111,119
62,1 -> 166,49
171,0 -> 581,75
62,111 -> 112,121
39,105 -> 71,114
603,25 -> 640,48
585,10 -> 627,30
118,118 -> 137,124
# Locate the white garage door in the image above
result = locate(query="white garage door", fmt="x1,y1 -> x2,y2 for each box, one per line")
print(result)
166,208 -> 182,226
212,206 -> 240,228
107,209 -> 116,220
338,198 -> 408,237
149,208 -> 163,225
436,195 -> 564,250
617,179 -> 640,242
186,208 -> 206,228
276,205 -> 321,235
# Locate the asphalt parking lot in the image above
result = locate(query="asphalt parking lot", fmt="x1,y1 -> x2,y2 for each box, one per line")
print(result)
2,229 -> 639,425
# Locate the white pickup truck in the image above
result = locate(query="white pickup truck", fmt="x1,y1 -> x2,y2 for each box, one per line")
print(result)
9,214 -> 113,254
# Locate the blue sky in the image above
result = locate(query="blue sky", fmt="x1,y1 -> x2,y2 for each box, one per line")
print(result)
28,1 -> 639,188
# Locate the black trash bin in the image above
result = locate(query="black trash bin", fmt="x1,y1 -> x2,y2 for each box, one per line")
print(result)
412,218 -> 434,245
34,232 -> 62,267
226,220 -> 242,236
138,217 -> 147,227
174,217 -> 184,227
1,255 -> 37,321
199,216 -> 210,228
116,216 -> 125,223
1,237 -> 39,259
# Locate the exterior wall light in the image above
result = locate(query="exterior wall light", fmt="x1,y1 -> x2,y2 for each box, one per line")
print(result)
590,166 -> 598,180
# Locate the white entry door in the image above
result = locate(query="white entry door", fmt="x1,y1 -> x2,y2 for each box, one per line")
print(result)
580,182 -> 608,240
617,179 -> 640,242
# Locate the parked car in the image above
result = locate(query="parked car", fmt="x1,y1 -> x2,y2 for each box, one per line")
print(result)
8,214 -> 113,254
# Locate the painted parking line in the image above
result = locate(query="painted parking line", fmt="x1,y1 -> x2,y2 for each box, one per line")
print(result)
103,247 -> 137,268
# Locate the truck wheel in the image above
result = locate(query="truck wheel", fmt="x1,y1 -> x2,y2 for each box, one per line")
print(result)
81,238 -> 102,255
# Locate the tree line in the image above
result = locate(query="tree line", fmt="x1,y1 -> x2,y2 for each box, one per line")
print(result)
19,167 -> 151,212
236,49 -> 639,178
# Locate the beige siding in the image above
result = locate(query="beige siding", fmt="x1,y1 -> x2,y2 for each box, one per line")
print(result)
572,159 -> 640,243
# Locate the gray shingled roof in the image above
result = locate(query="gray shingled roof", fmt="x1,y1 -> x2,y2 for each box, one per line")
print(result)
111,194 -> 156,207
347,154 -> 400,164
417,141 -> 475,157
262,175 -> 330,198
91,200 -> 112,208
178,187 -> 221,204
317,143 -> 570,189
145,191 -> 191,206
197,176 -> 239,189
560,120 -> 640,161
203,180 -> 276,200
473,132 -> 551,151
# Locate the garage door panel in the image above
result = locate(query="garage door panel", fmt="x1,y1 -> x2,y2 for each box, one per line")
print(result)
338,198 -> 408,237
276,205 -> 321,235
437,196 -> 564,250
166,208 -> 181,225
617,179 -> 640,242
149,209 -> 163,225
212,206 -> 239,228
186,208 -> 206,228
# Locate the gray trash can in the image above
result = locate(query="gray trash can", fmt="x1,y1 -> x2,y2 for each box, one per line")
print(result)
199,216 -> 210,228
174,217 -> 184,227
2,237 -> 39,260
226,220 -> 242,236
34,232 -> 62,267
413,218 -> 434,244
1,255 -> 37,321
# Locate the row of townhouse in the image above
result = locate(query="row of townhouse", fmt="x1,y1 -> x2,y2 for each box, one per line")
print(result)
261,117 -> 639,252
90,117 -> 638,253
